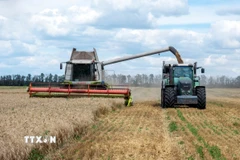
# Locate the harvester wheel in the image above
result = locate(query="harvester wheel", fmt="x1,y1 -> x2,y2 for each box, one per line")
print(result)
125,96 -> 133,107
165,87 -> 176,108
196,87 -> 206,109
161,89 -> 165,108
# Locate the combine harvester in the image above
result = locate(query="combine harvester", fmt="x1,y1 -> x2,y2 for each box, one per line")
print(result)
28,46 -> 183,106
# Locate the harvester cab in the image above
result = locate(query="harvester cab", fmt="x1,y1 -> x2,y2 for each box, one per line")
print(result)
59,48 -> 104,86
161,61 -> 206,109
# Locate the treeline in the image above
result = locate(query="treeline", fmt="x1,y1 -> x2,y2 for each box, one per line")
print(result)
0,73 -> 240,88
200,75 -> 240,88
0,73 -> 65,86
105,74 -> 240,88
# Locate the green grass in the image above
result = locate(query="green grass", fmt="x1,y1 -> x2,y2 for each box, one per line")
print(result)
177,109 -> 226,160
0,86 -> 27,89
28,148 -> 44,160
44,130 -> 50,135
181,126 -> 185,131
208,145 -> 225,160
73,135 -> 82,141
204,121 -> 221,135
187,155 -> 195,160
233,122 -> 239,127
107,126 -> 114,132
178,141 -> 184,145
92,124 -> 98,130
177,109 -> 186,122
196,145 -> 204,159
166,115 -> 170,120
233,130 -> 239,135
187,123 -> 198,137
168,121 -> 178,132
208,101 -> 224,107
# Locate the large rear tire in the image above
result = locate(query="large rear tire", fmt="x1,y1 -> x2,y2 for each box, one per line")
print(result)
161,89 -> 165,108
165,87 -> 176,108
196,87 -> 206,109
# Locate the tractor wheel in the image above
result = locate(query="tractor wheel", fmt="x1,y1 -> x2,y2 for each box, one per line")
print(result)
196,87 -> 206,109
161,89 -> 165,108
165,87 -> 176,108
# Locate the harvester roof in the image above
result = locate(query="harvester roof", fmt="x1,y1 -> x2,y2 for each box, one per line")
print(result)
69,48 -> 99,64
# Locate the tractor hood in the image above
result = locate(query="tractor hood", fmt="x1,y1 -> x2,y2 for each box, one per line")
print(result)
175,77 -> 193,95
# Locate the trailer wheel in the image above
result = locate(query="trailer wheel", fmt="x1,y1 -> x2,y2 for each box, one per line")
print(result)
196,87 -> 206,109
165,87 -> 176,108
161,89 -> 165,108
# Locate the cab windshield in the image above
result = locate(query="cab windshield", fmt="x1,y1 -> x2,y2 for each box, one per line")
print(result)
173,66 -> 193,78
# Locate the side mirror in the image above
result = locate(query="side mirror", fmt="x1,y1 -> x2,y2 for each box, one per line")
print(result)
201,68 -> 205,73
60,63 -> 62,70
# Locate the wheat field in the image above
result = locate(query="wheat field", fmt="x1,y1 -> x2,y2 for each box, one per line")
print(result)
0,87 -> 240,159
0,87 -> 123,159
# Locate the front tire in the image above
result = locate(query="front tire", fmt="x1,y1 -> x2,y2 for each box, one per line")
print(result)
165,87 -> 176,108
196,87 -> 206,109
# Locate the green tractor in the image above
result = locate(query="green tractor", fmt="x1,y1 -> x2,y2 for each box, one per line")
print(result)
161,61 -> 206,109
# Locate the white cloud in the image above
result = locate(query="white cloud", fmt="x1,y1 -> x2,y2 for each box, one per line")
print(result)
232,68 -> 240,74
0,41 -> 12,56
114,28 -> 206,49
30,6 -> 102,36
210,20 -> 240,48
204,55 -> 228,66
93,0 -> 188,15
17,56 -> 60,69
143,56 -> 195,66
93,0 -> 133,11
22,43 -> 38,53
0,15 -> 7,21
216,7 -> 240,16
31,9 -> 69,36
0,63 -> 11,69
68,6 -> 102,24
82,26 -> 113,36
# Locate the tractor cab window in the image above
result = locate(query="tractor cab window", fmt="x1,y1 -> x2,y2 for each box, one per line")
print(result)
173,66 -> 193,78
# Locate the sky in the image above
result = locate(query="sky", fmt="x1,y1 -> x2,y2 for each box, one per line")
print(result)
0,0 -> 240,77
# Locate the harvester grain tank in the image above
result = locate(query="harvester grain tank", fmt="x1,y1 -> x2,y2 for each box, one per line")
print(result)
28,46 -> 183,106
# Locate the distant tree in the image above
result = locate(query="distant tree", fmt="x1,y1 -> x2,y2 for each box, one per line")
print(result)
127,75 -> 131,84
26,74 -> 31,83
235,76 -> 240,87
208,76 -> 214,87
53,74 -> 58,82
21,75 -> 26,86
58,75 -> 65,82
200,75 -> 207,86
40,73 -> 44,82
149,74 -> 154,84
118,74 -> 126,84
112,74 -> 117,84
135,74 -> 142,86
48,73 -> 53,82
